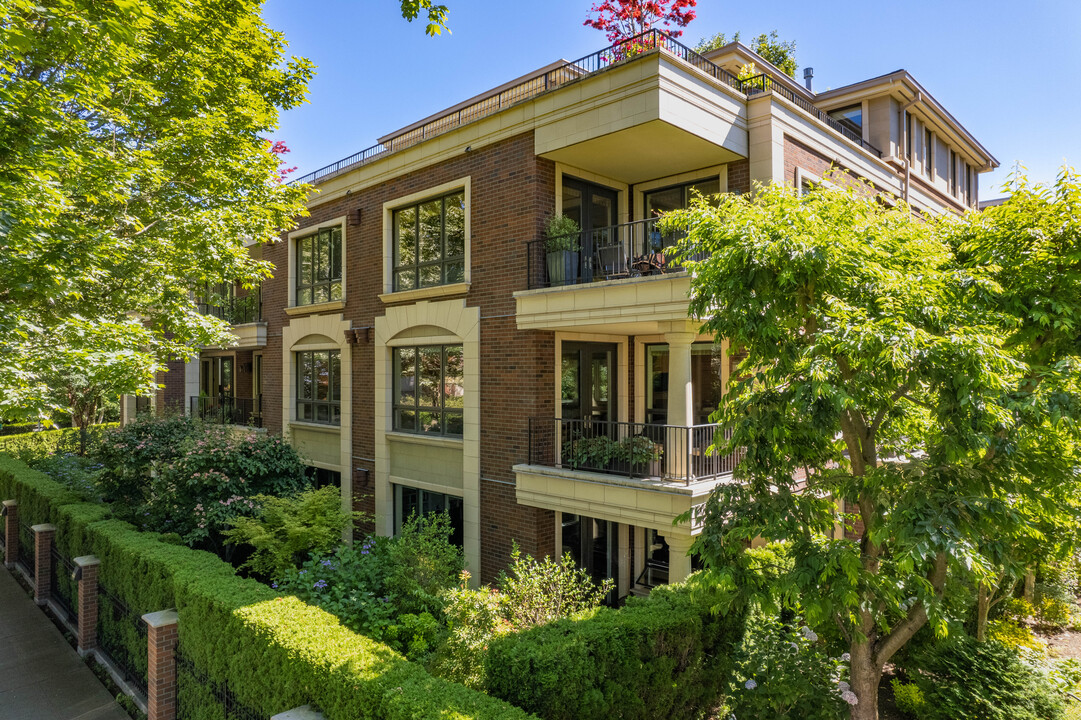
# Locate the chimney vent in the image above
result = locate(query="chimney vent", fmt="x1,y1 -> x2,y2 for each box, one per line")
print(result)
804,67 -> 814,92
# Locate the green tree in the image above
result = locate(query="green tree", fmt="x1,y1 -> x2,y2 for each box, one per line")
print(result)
0,0 -> 313,423
695,30 -> 797,78
668,172 -> 1081,720
399,0 -> 450,35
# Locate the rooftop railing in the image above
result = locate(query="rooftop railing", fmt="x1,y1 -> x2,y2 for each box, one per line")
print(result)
742,74 -> 883,157
293,31 -> 882,187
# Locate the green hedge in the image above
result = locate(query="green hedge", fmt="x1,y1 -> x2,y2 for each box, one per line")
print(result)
484,581 -> 745,720
0,424 -> 118,459
0,456 -> 534,720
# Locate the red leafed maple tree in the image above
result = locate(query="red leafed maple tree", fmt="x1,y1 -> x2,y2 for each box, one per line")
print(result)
268,139 -> 297,183
584,0 -> 697,43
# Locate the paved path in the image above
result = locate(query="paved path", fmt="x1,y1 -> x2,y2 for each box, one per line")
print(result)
0,565 -> 129,720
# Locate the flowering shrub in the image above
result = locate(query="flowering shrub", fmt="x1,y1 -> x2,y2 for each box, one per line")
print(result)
96,417 -> 309,553
275,513 -> 463,654
431,571 -> 510,688
725,612 -> 850,720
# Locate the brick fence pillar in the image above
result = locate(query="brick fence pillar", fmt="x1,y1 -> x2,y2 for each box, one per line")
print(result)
2,500 -> 17,569
74,555 -> 100,655
143,609 -> 179,720
31,523 -> 57,605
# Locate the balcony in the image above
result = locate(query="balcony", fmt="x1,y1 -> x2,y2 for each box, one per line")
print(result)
527,417 -> 740,485
190,396 -> 263,428
198,290 -> 266,348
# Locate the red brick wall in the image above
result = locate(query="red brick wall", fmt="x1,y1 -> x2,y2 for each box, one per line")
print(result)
156,360 -> 187,417
727,159 -> 750,194
260,132 -> 559,582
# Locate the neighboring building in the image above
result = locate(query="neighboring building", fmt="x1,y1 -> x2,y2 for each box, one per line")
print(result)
143,32 -> 998,598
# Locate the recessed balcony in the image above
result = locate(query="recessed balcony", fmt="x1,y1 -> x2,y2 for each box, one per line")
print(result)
190,396 -> 263,428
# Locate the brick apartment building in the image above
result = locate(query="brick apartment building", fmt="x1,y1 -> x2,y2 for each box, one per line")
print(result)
134,32 -> 997,599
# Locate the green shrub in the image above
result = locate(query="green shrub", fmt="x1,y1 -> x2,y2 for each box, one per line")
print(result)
431,573 -> 509,689
725,611 -> 850,720
383,512 -> 464,617
0,456 -> 534,720
902,635 -> 1065,720
497,547 -> 613,628
0,424 -> 116,462
484,581 -> 746,720
224,486 -> 350,578
891,679 -> 926,718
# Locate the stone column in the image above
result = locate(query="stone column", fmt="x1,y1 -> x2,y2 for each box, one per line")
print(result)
2,500 -> 16,569
665,534 -> 695,584
32,523 -> 57,605
144,610 -> 180,720
664,328 -> 696,479
74,555 -> 100,655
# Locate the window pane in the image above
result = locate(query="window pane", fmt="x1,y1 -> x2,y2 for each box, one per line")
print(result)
444,346 -> 463,409
396,208 -> 416,266
418,410 -> 439,434
330,351 -> 341,402
445,261 -> 465,284
396,270 -> 415,291
299,352 -> 313,401
330,281 -> 342,301
689,179 -> 720,202
444,411 -> 463,436
418,346 -> 440,407
419,264 -> 441,288
297,287 -> 312,306
332,405 -> 341,425
445,193 -> 465,258
419,200 -> 442,263
645,187 -> 682,217
330,228 -> 342,280
314,283 -> 330,304
314,351 -> 329,401
396,347 -> 416,406
315,231 -> 330,283
299,402 -> 312,421
316,403 -> 329,422
400,485 -> 420,526
396,409 -> 416,431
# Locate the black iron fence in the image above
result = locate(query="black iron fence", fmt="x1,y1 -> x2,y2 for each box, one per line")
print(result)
527,217 -> 711,289
190,396 -> 262,428
49,546 -> 78,624
176,645 -> 264,720
527,417 -> 741,484
18,521 -> 33,578
197,291 -> 262,325
97,581 -> 148,697
742,74 -> 883,157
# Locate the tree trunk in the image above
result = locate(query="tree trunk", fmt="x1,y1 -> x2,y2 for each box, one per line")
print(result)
976,581 -> 990,641
1024,571 -> 1035,603
849,641 -> 881,720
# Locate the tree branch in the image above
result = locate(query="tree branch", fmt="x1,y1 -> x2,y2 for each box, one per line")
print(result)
874,552 -> 947,666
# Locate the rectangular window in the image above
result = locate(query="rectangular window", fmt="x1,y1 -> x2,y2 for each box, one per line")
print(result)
295,226 -> 342,306
305,466 -> 341,489
646,342 -> 726,426
393,344 -> 463,436
643,177 -> 721,217
924,129 -> 934,177
393,191 -> 465,291
949,150 -> 958,196
827,104 -> 862,138
296,349 -> 341,425
393,484 -> 464,547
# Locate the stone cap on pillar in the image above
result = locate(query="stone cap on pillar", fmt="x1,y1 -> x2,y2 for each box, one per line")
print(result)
31,523 -> 57,533
2,499 -> 16,511
73,555 -> 100,568
142,609 -> 179,628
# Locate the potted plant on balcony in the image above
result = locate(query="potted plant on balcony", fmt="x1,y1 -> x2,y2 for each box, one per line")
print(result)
620,435 -> 663,478
564,434 -> 619,470
544,214 -> 581,287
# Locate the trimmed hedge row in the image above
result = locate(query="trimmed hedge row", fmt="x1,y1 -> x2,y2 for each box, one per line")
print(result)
0,424 -> 117,458
0,456 -> 535,720
485,581 -> 745,720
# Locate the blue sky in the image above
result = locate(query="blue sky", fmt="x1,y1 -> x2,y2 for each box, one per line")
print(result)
263,0 -> 1081,199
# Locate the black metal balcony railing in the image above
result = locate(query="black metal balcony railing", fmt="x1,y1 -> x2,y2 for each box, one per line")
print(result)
742,74 -> 883,157
198,289 -> 262,325
191,396 -> 263,428
527,216 -> 714,289
527,417 -> 742,485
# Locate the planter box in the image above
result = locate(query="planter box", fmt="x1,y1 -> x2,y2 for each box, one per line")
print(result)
546,250 -> 579,286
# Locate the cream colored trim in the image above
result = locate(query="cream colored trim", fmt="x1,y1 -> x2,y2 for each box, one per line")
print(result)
281,312 -> 353,541
375,298 -> 481,586
632,164 -> 728,221
288,420 -> 342,435
633,332 -> 726,425
382,177 -> 472,296
386,431 -> 465,450
388,474 -> 466,499
553,332 -> 629,424
385,332 -> 461,347
285,299 -> 346,317
554,163 -> 630,224
287,216 -> 347,310
379,282 -> 470,305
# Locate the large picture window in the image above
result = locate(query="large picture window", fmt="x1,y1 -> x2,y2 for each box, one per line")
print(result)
296,349 -> 341,425
295,226 -> 342,306
393,191 -> 465,291
393,344 -> 463,436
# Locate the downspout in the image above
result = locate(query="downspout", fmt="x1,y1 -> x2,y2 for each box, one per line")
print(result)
900,93 -> 922,204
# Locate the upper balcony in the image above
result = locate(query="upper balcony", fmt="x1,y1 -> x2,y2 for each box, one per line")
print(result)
198,289 -> 266,349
